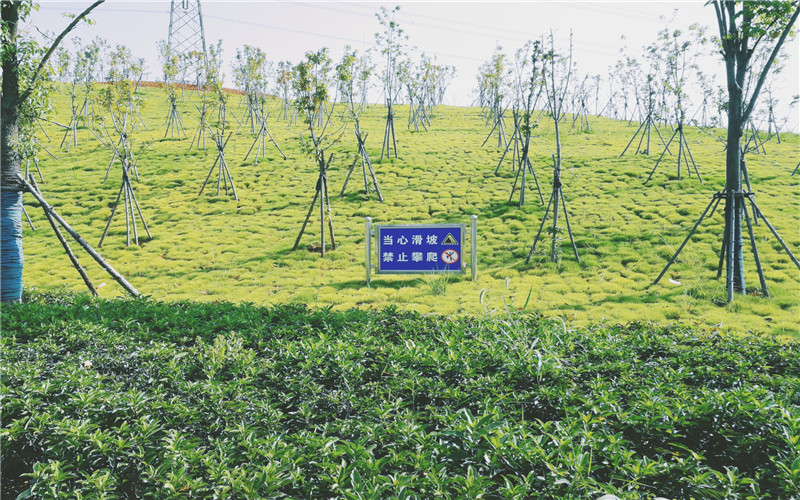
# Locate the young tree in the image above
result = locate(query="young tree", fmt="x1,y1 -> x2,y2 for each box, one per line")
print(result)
336,46 -> 383,201
644,24 -> 705,184
399,57 -> 430,132
157,38 -> 185,139
375,5 -> 406,159
478,45 -> 508,148
570,74 -> 592,132
53,45 -> 70,82
189,40 -> 222,151
108,43 -> 146,129
2,0 -> 105,302
232,44 -> 270,133
655,1 -> 800,302
276,59 -> 294,121
59,39 -> 92,149
424,58 -> 455,112
506,40 -> 545,206
525,31 -> 581,265
91,34 -> 109,82
96,76 -> 151,246
77,38 -> 100,125
292,48 -> 340,256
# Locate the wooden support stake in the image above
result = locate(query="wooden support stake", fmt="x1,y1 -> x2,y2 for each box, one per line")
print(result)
20,176 -> 139,297
29,176 -> 98,296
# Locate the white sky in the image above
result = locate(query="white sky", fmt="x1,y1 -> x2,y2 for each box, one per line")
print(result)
30,1 -> 800,129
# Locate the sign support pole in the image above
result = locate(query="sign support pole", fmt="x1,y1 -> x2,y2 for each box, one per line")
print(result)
365,217 -> 372,287
471,215 -> 478,281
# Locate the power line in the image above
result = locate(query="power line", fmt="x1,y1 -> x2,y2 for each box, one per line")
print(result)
204,13 -> 486,64
283,1 -> 622,60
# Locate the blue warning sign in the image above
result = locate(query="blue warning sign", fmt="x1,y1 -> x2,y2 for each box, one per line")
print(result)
375,224 -> 464,274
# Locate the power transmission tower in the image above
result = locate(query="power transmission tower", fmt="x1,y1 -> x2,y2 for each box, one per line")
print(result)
167,0 -> 209,88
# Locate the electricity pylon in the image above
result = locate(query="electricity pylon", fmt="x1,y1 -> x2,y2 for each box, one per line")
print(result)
168,0 -> 209,87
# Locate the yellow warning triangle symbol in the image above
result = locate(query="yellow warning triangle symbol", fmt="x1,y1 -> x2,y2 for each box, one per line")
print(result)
442,233 -> 459,245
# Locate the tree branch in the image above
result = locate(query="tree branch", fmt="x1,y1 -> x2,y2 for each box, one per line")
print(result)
742,2 -> 800,123
17,0 -> 105,106
712,1 -> 727,48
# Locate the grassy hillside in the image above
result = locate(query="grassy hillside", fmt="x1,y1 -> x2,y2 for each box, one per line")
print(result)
2,292 -> 799,498
22,84 -> 800,335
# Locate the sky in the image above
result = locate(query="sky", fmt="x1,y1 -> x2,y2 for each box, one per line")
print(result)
29,1 -> 800,130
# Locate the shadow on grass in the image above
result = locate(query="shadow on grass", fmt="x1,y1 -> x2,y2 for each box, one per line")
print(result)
598,290 -> 669,305
333,278 -> 417,291
338,191 -> 380,204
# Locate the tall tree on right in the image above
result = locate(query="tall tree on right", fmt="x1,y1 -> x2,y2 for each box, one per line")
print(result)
655,1 -> 800,302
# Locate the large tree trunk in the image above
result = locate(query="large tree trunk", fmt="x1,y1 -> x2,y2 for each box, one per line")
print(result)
722,18 -> 748,297
724,97 -> 746,296
1,2 -> 24,303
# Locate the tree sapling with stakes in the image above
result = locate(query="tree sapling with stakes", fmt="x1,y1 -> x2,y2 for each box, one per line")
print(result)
375,6 -> 406,160
644,25 -> 704,184
96,79 -> 152,247
507,40 -> 545,207
336,47 -> 383,201
525,31 -> 581,265
292,49 -> 342,256
157,39 -> 186,139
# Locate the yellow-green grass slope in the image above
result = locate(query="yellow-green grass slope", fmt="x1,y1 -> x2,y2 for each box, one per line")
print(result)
22,85 -> 800,336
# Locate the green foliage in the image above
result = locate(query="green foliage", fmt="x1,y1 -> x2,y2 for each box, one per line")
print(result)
155,39 -> 178,91
374,5 -> 407,104
422,271 -> 451,296
292,48 -> 331,126
232,44 -> 269,96
2,292 -> 799,497
205,39 -> 224,92
96,78 -> 140,119
12,35 -> 54,163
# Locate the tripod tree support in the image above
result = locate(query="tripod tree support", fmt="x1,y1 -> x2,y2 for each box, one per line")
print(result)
243,110 -> 286,164
293,152 -> 336,256
199,131 -> 238,200
20,175 -> 139,297
644,124 -> 702,184
654,190 -> 800,302
164,93 -> 187,139
340,128 -> 383,201
525,157 -> 580,265
98,161 -> 152,247
380,100 -> 398,160
620,113 -> 671,157
189,101 -> 209,151
336,47 -> 384,201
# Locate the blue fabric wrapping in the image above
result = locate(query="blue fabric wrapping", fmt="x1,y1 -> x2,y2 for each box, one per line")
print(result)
1,191 -> 24,302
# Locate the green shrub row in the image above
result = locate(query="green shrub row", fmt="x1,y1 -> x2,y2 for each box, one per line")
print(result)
2,291 -> 799,498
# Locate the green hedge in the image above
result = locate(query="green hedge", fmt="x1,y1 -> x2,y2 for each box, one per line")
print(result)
2,291 -> 798,498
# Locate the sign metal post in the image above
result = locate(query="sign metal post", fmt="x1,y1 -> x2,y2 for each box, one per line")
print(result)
471,215 -> 478,281
365,217 -> 372,287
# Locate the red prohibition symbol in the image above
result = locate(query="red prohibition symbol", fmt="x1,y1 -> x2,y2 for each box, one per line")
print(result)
441,249 -> 459,264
